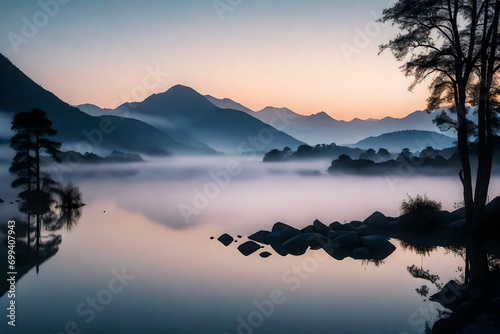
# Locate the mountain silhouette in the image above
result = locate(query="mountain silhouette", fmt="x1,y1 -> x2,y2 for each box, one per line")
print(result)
0,54 -> 215,156
76,103 -> 115,116
205,95 -> 255,115
106,85 -> 303,154
206,95 -> 448,145
77,102 -> 213,151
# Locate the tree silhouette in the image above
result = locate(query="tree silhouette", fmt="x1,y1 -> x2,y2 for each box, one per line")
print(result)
380,0 -> 500,286
9,109 -> 62,253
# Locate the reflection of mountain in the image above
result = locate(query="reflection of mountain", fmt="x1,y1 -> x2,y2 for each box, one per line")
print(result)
206,95 -> 448,145
0,54 -> 215,156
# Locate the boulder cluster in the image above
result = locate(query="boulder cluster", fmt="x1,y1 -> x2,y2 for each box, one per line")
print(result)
214,218 -> 397,261
211,197 -> 500,261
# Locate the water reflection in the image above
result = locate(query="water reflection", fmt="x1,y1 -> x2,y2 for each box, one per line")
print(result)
361,259 -> 385,268
0,215 -> 61,297
400,240 -> 438,257
407,265 -> 442,289
0,184 -> 84,298
400,239 -> 500,333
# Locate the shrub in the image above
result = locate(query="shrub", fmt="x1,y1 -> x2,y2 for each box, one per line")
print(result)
400,194 -> 442,215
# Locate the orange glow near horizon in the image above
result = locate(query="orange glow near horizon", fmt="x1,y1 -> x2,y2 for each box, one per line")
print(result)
0,1 -> 432,121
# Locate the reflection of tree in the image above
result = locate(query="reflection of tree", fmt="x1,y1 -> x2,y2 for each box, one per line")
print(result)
415,285 -> 429,298
0,215 -> 62,297
443,246 -> 466,284
44,206 -> 82,232
407,265 -> 443,289
0,182 -> 84,298
361,259 -> 385,268
400,241 -> 437,257
427,246 -> 500,332
400,240 -> 438,274
17,182 -> 84,254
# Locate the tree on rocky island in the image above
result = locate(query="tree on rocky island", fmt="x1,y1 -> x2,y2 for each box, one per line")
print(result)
10,108 -> 62,252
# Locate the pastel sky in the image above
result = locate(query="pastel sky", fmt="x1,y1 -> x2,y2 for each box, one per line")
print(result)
0,0 -> 431,120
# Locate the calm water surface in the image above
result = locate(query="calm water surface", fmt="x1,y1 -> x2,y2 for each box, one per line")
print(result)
1,157 -> 499,334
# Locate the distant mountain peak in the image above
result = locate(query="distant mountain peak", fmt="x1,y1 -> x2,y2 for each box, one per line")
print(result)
261,106 -> 291,111
312,111 -> 332,118
139,84 -> 217,115
168,84 -> 198,94
204,95 -> 255,114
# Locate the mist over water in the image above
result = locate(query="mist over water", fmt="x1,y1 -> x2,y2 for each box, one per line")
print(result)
70,156 -> 490,231
1,157 -> 499,334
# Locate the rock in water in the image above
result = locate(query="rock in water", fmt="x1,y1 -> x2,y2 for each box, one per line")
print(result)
430,280 -> 468,310
329,222 -> 358,232
300,225 -> 316,234
348,220 -> 363,228
270,242 -> 289,257
218,233 -> 234,246
237,241 -> 261,256
259,251 -> 272,258
312,219 -> 330,235
267,223 -> 301,256
352,247 -> 372,259
329,221 -> 343,230
303,233 -> 328,250
359,235 -> 389,248
363,211 -> 389,228
272,222 -> 299,234
282,235 -> 309,256
248,231 -> 271,244
330,231 -> 360,247
360,235 -> 396,260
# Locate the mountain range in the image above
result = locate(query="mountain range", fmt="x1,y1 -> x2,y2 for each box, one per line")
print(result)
1,52 -> 460,158
0,54 -> 302,156
205,95 -> 449,145
0,54 -> 214,156
80,86 -> 304,154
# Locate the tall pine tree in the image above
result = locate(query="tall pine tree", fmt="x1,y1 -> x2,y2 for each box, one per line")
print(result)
10,108 -> 62,253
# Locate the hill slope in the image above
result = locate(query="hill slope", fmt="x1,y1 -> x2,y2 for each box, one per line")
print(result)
0,54 -> 214,156
117,85 -> 304,154
206,95 -> 447,145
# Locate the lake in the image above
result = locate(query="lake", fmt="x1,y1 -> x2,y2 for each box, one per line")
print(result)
1,157 -> 499,334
